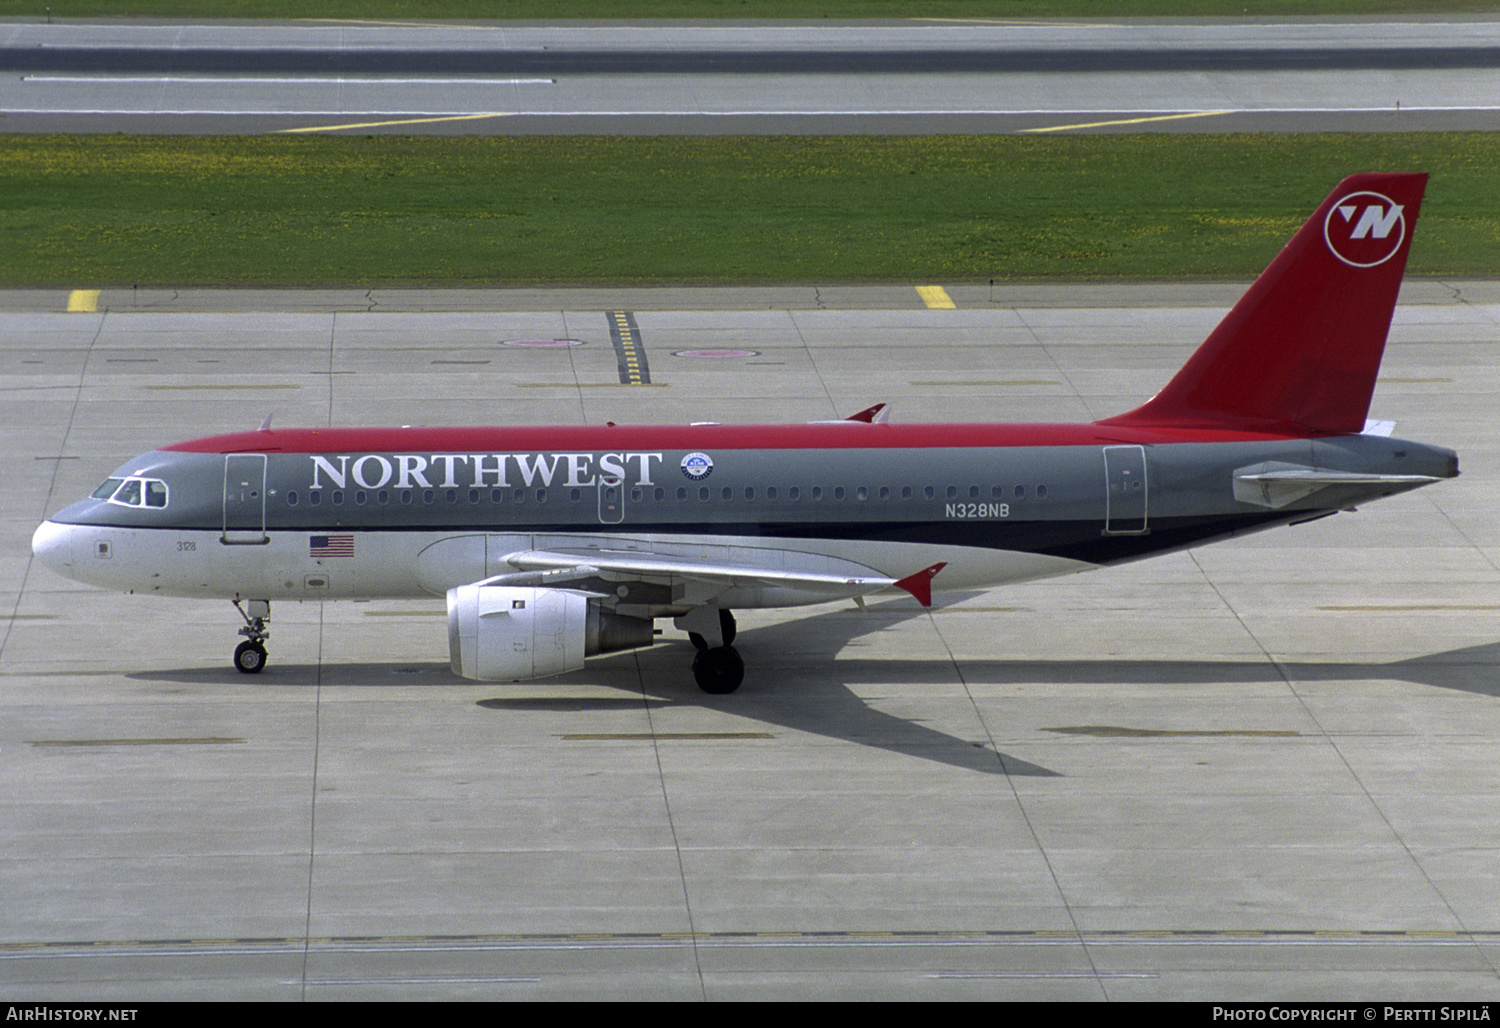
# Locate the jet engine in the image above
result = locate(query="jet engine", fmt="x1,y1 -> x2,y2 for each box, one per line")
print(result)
446,583 -> 654,681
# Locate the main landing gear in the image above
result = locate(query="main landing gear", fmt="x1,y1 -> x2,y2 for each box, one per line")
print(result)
232,599 -> 270,674
682,608 -> 743,695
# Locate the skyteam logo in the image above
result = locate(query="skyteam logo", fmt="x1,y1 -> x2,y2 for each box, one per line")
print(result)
680,452 -> 714,480
1324,191 -> 1406,268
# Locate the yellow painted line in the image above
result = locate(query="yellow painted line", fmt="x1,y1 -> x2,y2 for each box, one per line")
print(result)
562,732 -> 774,741
515,382 -> 666,388
1043,726 -> 1300,738
142,384 -> 302,391
916,285 -> 956,309
297,18 -> 488,29
29,737 -> 244,747
66,289 -> 99,313
281,113 -> 513,134
933,606 -> 1028,613
608,310 -> 651,385
1024,111 -> 1234,134
911,379 -> 1060,386
1320,604 -> 1500,612
912,18 -> 1119,27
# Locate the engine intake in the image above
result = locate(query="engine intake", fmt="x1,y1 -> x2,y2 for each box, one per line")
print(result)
447,584 -> 654,681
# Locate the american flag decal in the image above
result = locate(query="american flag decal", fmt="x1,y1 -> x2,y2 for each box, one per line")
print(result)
310,534 -> 355,558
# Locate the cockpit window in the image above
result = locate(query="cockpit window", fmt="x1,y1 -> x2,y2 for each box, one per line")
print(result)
98,476 -> 169,509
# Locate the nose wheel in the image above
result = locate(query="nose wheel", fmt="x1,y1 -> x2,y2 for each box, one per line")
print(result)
232,599 -> 270,675
234,640 -> 267,673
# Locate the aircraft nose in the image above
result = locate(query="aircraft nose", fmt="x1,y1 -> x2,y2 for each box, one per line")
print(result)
31,520 -> 75,576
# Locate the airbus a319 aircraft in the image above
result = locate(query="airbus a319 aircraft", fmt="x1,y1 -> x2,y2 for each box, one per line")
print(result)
32,173 -> 1457,693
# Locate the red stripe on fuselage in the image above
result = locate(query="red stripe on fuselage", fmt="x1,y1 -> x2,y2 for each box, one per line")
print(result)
162,421 -> 1318,456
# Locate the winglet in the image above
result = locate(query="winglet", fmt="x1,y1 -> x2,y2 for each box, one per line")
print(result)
894,562 -> 946,607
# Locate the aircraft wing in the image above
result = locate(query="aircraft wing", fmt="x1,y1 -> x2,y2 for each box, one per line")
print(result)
489,548 -> 944,607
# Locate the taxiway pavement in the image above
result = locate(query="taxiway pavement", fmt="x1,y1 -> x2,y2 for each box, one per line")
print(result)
3,285 -> 1499,999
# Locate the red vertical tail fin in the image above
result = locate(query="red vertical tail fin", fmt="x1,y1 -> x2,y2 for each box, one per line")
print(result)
1099,173 -> 1427,436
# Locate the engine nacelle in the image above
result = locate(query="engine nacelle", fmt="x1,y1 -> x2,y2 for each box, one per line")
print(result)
446,584 -> 654,681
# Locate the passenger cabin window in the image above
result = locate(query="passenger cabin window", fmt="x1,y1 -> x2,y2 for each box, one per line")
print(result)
97,476 -> 168,509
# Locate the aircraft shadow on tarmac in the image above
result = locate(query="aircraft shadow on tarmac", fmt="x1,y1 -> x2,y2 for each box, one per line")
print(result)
128,596 -> 1500,778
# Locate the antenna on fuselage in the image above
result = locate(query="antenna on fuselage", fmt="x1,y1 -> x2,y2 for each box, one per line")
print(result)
257,413 -> 273,432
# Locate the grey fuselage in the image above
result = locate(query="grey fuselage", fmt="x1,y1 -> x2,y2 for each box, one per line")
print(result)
33,424 -> 1459,612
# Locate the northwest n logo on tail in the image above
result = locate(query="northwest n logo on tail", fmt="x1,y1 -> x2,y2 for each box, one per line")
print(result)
1325,191 -> 1407,267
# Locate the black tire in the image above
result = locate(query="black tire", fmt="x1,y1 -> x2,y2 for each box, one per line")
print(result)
719,608 -> 737,646
688,631 -> 709,651
234,641 -> 267,674
692,646 -> 744,694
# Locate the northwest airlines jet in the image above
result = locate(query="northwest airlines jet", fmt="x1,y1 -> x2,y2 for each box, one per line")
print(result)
32,174 -> 1457,694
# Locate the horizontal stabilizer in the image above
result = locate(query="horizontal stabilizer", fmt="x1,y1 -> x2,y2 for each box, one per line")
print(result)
1233,462 -> 1442,509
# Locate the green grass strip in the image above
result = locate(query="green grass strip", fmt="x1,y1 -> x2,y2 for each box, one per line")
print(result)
4,1 -> 1497,18
2,134 -> 1496,286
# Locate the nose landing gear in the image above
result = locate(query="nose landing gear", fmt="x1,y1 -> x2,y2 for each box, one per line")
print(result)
232,599 -> 270,674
